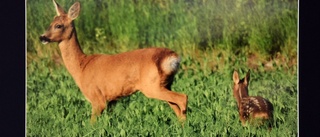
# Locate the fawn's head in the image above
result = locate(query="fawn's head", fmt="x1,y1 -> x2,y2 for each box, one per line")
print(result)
40,0 -> 80,44
232,70 -> 250,105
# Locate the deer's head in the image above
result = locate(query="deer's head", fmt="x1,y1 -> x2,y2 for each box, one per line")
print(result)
232,70 -> 250,107
39,0 -> 80,44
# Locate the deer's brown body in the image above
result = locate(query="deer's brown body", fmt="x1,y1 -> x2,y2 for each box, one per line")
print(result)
40,0 -> 187,123
232,70 -> 273,128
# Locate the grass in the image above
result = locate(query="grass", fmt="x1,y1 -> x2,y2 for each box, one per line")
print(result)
27,0 -> 297,136
27,56 -> 297,136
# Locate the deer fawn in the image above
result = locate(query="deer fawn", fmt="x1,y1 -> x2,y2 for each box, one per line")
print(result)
232,70 -> 273,129
39,0 -> 188,123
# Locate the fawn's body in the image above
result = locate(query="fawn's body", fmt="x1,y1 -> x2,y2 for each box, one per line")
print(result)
40,0 -> 187,123
232,70 -> 273,128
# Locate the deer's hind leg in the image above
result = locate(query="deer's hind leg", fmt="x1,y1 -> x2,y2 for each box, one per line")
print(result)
138,68 -> 188,121
140,85 -> 187,120
167,100 -> 187,121
164,73 -> 188,121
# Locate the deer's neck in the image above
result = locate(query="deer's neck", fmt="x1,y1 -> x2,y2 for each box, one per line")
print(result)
236,86 -> 249,107
58,29 -> 85,85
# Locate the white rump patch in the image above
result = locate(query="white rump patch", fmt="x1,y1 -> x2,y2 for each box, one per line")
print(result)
162,56 -> 180,74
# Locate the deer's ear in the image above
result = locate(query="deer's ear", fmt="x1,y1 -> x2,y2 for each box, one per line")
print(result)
68,2 -> 80,20
53,0 -> 66,16
233,70 -> 240,84
244,70 -> 250,85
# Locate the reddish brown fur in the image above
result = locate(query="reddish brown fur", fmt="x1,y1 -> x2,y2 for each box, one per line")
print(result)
232,70 -> 273,128
40,0 -> 188,123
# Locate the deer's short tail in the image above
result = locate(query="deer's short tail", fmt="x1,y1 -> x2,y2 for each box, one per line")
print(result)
153,48 -> 181,75
162,55 -> 180,75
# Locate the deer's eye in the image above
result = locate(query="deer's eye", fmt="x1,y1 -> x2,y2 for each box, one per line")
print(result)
55,24 -> 63,29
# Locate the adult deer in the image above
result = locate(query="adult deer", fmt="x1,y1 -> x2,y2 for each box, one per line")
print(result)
39,0 -> 188,124
232,70 -> 273,129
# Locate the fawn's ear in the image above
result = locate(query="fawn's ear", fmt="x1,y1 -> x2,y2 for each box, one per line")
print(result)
53,0 -> 66,16
68,2 -> 80,20
244,70 -> 250,85
233,70 -> 240,84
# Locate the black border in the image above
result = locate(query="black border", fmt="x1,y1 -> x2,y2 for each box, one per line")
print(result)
0,1 -> 26,136
299,0 -> 320,136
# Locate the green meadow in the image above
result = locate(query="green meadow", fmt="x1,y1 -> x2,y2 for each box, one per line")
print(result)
27,0 -> 297,136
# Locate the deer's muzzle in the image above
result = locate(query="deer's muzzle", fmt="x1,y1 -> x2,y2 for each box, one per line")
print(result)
39,35 -> 51,44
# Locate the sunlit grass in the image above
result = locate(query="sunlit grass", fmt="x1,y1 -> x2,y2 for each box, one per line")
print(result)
27,55 -> 297,136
